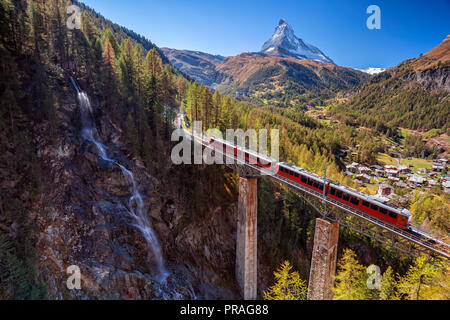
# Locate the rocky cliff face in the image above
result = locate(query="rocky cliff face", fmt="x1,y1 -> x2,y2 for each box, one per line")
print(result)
401,66 -> 450,92
29,90 -> 241,299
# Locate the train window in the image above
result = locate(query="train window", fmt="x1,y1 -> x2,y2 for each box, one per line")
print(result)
313,181 -> 319,189
329,187 -> 336,196
319,183 -> 324,190
289,170 -> 294,176
307,178 -> 313,186
342,193 -> 350,202
362,200 -> 370,207
245,152 -> 249,158
388,211 -> 397,219
370,203 -> 378,211
301,175 -> 307,183
350,197 -> 359,206
379,207 -> 387,215
336,190 -> 343,198
294,172 -> 299,178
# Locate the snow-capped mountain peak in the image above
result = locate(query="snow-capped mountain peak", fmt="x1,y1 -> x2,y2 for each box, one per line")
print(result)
261,19 -> 334,64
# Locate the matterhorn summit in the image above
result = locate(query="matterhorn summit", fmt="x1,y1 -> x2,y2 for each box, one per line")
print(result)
261,19 -> 334,64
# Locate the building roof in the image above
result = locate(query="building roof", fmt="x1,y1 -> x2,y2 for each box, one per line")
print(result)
409,174 -> 426,184
395,182 -> 408,188
356,174 -> 371,181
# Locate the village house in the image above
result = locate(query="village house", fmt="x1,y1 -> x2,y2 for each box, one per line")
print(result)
408,174 -> 426,188
428,180 -> 438,187
397,164 -> 411,174
378,183 -> 394,197
417,168 -> 428,175
443,180 -> 450,193
356,174 -> 371,184
395,181 -> 408,188
345,162 -> 359,173
386,169 -> 398,177
375,169 -> 385,177
384,165 -> 397,171
432,163 -> 445,172
358,166 -> 372,175
435,158 -> 448,165
388,176 -> 400,183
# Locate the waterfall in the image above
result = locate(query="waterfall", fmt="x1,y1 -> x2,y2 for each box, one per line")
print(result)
74,82 -> 168,282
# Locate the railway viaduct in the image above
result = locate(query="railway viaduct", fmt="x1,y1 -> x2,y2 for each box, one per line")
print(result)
176,113 -> 450,300
235,176 -> 338,300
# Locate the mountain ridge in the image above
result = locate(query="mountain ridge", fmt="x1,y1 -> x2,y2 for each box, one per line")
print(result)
331,34 -> 450,132
161,19 -> 367,104
160,48 -> 225,86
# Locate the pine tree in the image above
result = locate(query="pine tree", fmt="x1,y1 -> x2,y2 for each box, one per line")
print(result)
333,249 -> 372,300
144,48 -> 163,76
264,261 -> 307,300
101,36 -> 118,110
379,266 -> 396,300
212,90 -> 221,128
395,255 -> 439,300
200,85 -> 213,129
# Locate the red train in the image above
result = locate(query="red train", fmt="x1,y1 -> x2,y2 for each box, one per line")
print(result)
206,136 -> 412,229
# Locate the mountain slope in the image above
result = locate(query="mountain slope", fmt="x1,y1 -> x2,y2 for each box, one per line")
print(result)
160,48 -> 224,85
261,19 -> 334,64
215,52 -> 368,104
331,34 -> 450,132
162,19 -> 367,105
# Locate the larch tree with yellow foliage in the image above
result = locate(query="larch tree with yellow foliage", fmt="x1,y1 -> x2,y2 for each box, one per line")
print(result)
264,261 -> 307,300
395,255 -> 450,300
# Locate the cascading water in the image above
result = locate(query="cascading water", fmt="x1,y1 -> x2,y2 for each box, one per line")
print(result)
73,78 -> 168,282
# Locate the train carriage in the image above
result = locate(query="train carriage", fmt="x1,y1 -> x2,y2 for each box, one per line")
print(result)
181,117 -> 412,230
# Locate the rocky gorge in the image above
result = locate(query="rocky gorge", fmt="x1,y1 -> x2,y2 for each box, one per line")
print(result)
24,83 -> 245,299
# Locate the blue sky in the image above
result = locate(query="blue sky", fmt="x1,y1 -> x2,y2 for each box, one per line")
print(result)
81,0 -> 449,69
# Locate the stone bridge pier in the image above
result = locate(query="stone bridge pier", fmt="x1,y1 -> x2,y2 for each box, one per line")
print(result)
307,218 -> 339,300
236,177 -> 258,300
234,177 -> 339,301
